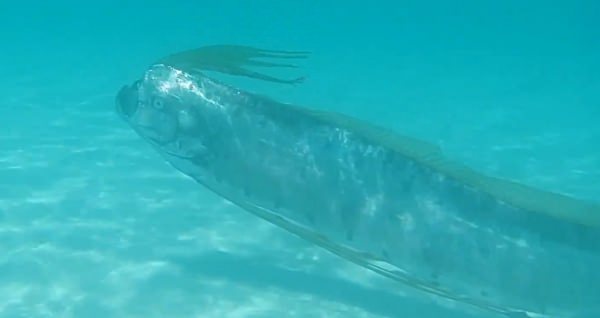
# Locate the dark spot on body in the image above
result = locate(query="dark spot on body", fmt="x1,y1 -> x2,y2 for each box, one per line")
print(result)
381,248 -> 390,259
478,242 -> 491,258
306,212 -> 316,225
257,117 -> 268,129
214,174 -> 223,183
298,167 -> 308,180
345,230 -> 354,241
273,195 -> 283,209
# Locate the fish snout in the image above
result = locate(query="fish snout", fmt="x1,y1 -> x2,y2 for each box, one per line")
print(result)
116,81 -> 140,119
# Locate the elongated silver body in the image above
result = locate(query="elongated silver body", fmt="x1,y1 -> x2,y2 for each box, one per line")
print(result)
116,65 -> 600,318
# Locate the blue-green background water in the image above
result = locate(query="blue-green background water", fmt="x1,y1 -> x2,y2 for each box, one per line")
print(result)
1,1 -> 599,317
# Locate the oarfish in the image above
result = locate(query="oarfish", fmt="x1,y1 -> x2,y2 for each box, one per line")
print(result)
115,45 -> 600,318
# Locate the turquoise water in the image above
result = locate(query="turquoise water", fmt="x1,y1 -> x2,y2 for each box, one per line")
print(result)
1,1 -> 599,317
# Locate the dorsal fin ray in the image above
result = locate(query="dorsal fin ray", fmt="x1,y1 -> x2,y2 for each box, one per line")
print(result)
156,44 -> 309,85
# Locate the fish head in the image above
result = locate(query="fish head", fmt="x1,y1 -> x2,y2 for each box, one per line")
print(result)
116,66 -> 213,160
116,78 -> 181,143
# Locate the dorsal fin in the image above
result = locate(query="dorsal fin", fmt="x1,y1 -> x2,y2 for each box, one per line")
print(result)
156,44 -> 309,85
288,104 -> 600,228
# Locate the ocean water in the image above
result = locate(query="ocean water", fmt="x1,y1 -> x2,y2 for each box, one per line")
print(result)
1,1 -> 599,317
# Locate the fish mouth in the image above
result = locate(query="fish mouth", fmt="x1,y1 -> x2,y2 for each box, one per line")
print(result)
115,81 -> 141,120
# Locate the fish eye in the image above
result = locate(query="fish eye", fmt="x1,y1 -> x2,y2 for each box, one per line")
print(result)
152,98 -> 164,110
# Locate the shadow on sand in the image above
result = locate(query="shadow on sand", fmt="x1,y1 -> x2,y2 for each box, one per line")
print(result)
164,250 -> 481,318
